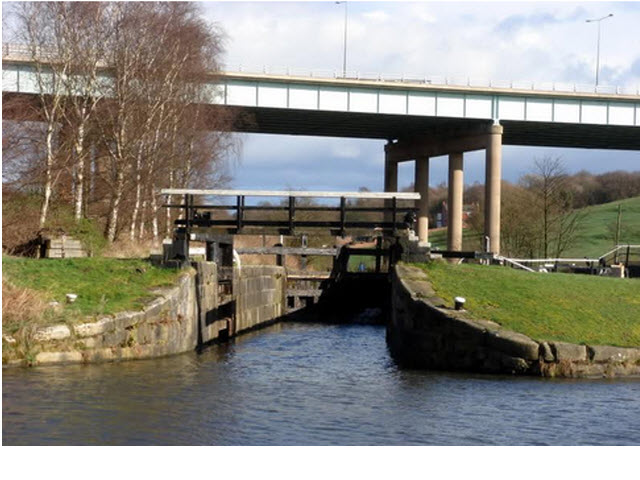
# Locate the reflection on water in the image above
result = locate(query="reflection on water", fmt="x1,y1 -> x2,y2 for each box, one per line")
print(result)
3,321 -> 640,445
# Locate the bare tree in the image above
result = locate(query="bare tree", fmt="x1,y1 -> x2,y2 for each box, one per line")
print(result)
54,2 -> 109,222
521,157 -> 583,258
15,3 -> 70,228
5,1 -> 240,246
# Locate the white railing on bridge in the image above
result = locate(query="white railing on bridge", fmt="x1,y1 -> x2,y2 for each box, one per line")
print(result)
4,43 -> 638,97
222,62 -> 640,97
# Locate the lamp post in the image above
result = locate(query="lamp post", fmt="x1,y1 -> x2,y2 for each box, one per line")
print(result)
336,1 -> 348,77
586,13 -> 613,86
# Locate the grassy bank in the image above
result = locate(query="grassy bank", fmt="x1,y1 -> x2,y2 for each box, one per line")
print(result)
2,256 -> 180,333
416,261 -> 640,347
563,196 -> 640,258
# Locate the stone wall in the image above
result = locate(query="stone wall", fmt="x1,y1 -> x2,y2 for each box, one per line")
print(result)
21,270 -> 199,366
388,263 -> 640,378
5,262 -> 287,367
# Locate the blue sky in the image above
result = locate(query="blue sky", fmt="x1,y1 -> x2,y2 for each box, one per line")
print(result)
202,1 -> 640,191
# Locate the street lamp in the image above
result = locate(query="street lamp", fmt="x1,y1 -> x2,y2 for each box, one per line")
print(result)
586,13 -> 613,86
336,1 -> 348,77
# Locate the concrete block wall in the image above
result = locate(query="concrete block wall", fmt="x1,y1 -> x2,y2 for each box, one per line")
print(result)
235,265 -> 286,334
388,263 -> 640,378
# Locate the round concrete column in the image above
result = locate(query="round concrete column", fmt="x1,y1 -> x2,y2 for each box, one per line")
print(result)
484,125 -> 503,255
447,152 -> 464,251
414,157 -> 430,245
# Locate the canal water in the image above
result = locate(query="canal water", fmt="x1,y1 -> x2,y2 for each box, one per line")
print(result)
3,321 -> 640,445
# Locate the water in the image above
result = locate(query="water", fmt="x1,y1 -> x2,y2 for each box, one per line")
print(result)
3,321 -> 640,445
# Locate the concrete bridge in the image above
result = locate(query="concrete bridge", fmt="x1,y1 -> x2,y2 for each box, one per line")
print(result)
3,45 -> 640,254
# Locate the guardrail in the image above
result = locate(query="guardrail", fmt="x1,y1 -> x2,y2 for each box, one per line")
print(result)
4,43 -> 639,97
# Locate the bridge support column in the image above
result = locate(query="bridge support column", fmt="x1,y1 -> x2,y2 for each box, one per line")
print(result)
414,156 -> 430,245
484,125 -> 503,255
447,152 -> 463,252
384,144 -> 398,226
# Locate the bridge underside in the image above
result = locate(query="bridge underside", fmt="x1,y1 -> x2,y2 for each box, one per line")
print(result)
4,93 -> 639,150
226,105 -> 640,150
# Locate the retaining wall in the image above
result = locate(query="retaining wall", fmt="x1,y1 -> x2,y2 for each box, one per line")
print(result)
4,262 -> 287,367
388,263 -> 640,378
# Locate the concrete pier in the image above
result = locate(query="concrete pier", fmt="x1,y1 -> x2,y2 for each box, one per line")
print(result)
414,156 -> 430,245
447,153 -> 463,251
485,125 -> 503,255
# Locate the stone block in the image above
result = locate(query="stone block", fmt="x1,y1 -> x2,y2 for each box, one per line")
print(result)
36,351 -> 83,365
78,336 -> 103,349
551,342 -> 588,362
34,324 -> 71,342
588,345 -> 640,364
74,317 -> 115,337
500,355 -> 530,374
571,363 -> 608,378
103,329 -> 129,347
113,311 -> 143,330
540,342 -> 555,362
484,329 -> 540,360
143,297 -> 167,323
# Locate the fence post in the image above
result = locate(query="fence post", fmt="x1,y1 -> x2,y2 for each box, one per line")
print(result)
626,245 -> 631,269
340,196 -> 346,237
288,196 -> 295,235
236,195 -> 244,232
391,196 -> 397,235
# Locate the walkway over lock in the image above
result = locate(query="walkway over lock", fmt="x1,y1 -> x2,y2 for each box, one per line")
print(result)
162,188 -> 420,237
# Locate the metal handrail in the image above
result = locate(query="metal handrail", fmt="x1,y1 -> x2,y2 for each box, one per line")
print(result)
496,256 -> 537,273
4,43 -> 639,97
500,244 -> 640,272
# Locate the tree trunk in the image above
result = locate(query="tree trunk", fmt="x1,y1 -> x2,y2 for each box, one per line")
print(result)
129,149 -> 143,241
106,168 -> 125,243
150,187 -> 159,242
73,118 -> 86,221
39,125 -> 55,228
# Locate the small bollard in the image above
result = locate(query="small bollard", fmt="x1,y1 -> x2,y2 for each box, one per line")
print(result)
454,296 -> 466,310
66,293 -> 78,304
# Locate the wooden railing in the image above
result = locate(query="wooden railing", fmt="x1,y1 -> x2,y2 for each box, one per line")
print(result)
162,189 -> 420,236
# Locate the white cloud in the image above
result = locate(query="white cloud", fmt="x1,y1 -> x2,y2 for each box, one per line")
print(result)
362,10 -> 390,23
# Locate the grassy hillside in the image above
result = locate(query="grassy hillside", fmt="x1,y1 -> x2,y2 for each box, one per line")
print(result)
425,196 -> 640,258
563,196 -> 640,258
417,261 -> 640,347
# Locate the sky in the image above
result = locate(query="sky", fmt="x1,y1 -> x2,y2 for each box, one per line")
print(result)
198,0 -> 640,192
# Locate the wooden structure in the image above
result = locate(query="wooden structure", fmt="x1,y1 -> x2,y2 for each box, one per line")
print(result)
162,189 -> 420,237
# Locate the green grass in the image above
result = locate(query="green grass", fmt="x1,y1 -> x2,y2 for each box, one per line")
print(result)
427,228 -> 482,251
416,261 -> 640,347
2,256 -> 181,320
563,196 -> 640,258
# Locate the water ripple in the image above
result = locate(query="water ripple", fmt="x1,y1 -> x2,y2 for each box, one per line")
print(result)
3,322 -> 640,445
